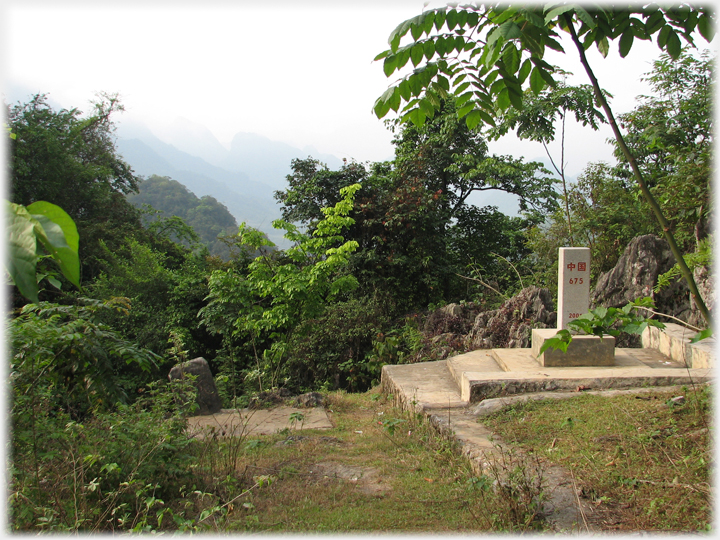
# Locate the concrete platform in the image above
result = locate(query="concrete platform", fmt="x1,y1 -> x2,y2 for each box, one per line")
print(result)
453,347 -> 710,402
380,338 -> 714,532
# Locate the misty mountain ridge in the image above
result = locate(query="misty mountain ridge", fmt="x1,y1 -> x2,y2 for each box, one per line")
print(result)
115,118 -> 349,246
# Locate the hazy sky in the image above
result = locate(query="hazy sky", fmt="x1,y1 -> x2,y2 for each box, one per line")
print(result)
5,1 -> 715,178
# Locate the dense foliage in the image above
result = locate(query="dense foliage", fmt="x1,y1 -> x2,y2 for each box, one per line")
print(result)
128,174 -> 239,259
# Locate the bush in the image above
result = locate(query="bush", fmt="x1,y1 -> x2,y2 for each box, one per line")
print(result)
284,295 -> 392,392
9,379 -> 198,532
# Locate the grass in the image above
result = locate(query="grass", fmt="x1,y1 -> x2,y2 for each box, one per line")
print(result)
482,384 -> 712,532
186,388 -> 546,532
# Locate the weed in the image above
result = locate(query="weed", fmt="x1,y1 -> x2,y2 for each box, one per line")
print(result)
482,387 -> 712,531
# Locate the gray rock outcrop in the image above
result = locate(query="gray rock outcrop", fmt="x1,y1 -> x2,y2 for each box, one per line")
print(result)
467,286 -> 556,349
168,357 -> 222,416
590,234 -> 711,328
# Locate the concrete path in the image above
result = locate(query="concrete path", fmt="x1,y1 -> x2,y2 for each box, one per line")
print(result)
380,345 -> 713,533
186,405 -> 333,439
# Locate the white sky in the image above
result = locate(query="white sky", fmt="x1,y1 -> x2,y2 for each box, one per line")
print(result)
3,1 -> 717,178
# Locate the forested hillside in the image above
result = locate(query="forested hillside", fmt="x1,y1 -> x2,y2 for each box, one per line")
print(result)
127,174 -> 238,259
5,3 -> 713,529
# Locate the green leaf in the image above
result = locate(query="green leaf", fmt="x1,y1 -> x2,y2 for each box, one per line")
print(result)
388,87 -> 402,112
435,36 -> 447,56
411,23 -> 423,41
573,6 -> 596,29
507,83 -> 523,109
619,29 -> 634,57
597,35 -> 610,57
398,79 -> 411,101
423,11 -> 436,34
418,98 -> 435,118
657,24 -> 672,47
47,276 -> 62,290
502,43 -> 520,74
28,201 -> 80,288
538,329 -> 572,356
6,202 -> 40,303
490,6 -> 518,25
538,67 -> 556,87
457,102 -> 475,118
411,44 -> 424,67
384,54 -> 398,77
529,66 -> 545,94
390,33 -> 401,52
544,5 -> 575,26
665,28 -> 681,58
498,20 -> 522,40
690,328 -> 713,343
518,58 -> 532,83
496,87 -> 511,111
644,12 -> 665,35
424,39 -> 436,60
465,109 -> 483,130
436,74 -> 450,91
446,9 -> 458,30
698,14 -> 715,42
434,8 -> 446,30
373,87 -> 395,118
374,49 -> 390,62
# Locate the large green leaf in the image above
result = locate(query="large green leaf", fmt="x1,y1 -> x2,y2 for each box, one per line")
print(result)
498,20 -> 522,39
28,201 -> 81,289
6,202 -> 40,303
665,28 -> 682,58
619,29 -> 634,57
529,66 -> 545,94
697,13 -> 715,41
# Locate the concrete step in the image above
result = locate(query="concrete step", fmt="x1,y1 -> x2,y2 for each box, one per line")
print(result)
380,360 -> 466,413
447,347 -> 711,402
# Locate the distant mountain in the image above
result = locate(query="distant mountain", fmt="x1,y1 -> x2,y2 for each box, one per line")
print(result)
150,117 -> 230,167
128,117 -> 344,189
115,118 -> 346,246
128,175 -> 239,259
220,132 -> 344,190
115,135 -> 285,244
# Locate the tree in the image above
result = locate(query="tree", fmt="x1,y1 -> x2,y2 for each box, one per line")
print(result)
128,175 -> 239,258
8,94 -> 144,282
200,184 -> 361,391
373,3 -> 715,326
613,48 -> 713,251
390,99 -> 557,217
488,80 -> 609,244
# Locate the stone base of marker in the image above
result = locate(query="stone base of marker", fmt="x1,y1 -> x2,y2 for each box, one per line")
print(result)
531,328 -> 615,367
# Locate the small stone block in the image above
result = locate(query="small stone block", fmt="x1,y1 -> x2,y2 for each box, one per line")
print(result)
532,328 -> 615,367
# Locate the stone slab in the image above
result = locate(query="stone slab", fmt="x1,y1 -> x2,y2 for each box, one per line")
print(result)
531,328 -> 615,367
186,405 -> 333,439
463,366 -> 712,403
642,322 -> 715,369
381,360 -> 466,413
446,350 -> 502,390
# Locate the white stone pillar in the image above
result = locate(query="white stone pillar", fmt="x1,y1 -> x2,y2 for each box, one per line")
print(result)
557,247 -> 591,330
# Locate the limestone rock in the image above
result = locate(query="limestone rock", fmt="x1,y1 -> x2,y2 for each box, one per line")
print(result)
168,357 -> 222,416
591,234 -> 676,310
590,234 -> 711,328
467,286 -> 556,349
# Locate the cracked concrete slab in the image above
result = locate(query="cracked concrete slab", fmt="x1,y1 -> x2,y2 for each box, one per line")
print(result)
186,405 -> 333,439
